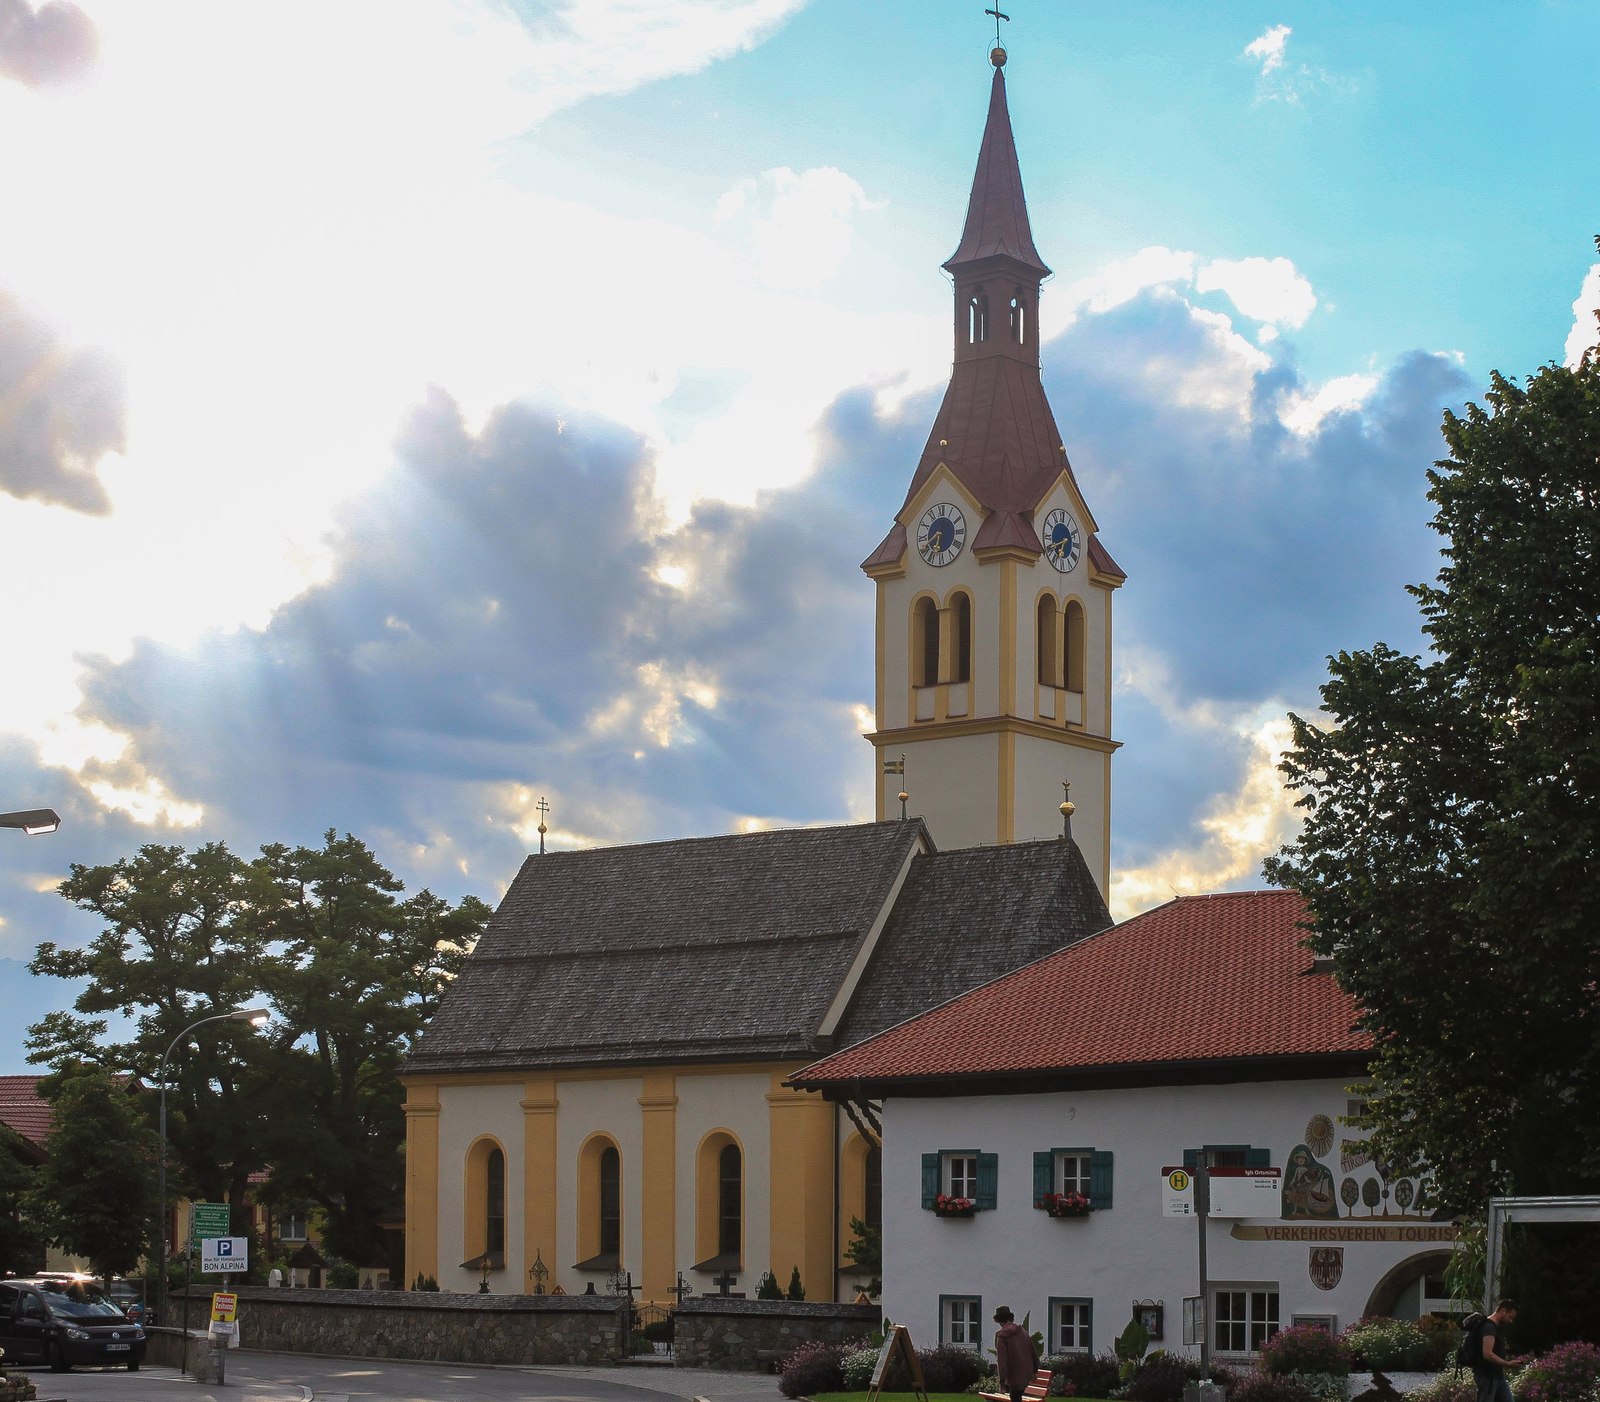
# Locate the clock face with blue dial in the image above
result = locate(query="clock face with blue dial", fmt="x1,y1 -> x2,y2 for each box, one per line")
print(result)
917,501 -> 967,566
1043,507 -> 1082,573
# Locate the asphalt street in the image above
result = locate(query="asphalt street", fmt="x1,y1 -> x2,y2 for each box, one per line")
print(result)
8,1352 -> 788,1402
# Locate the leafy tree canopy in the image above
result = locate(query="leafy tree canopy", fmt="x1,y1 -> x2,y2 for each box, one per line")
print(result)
0,1125 -> 47,1277
1265,328 -> 1600,1214
28,830 -> 489,1268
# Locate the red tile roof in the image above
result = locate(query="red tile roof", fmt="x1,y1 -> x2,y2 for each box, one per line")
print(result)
0,1075 -> 53,1150
944,66 -> 1050,278
792,890 -> 1368,1089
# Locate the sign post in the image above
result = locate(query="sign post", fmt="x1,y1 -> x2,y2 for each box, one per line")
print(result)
184,1203 -> 231,1378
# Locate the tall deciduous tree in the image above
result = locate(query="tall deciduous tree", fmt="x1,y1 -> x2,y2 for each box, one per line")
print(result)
1265,337 -> 1600,1213
0,1126 -> 47,1276
30,1072 -> 159,1281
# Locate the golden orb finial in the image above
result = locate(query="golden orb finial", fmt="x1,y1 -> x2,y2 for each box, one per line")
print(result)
991,45 -> 1007,68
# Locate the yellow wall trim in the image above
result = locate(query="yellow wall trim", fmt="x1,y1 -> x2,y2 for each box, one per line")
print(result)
868,716 -> 1121,753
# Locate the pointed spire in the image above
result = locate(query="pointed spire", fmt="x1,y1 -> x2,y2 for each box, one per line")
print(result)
943,55 -> 1050,279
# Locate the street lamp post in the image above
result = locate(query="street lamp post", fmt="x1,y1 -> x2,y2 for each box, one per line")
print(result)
0,808 -> 61,835
156,1008 -> 269,1326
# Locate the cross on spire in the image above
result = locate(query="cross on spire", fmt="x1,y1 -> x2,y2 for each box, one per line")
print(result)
985,6 -> 1010,49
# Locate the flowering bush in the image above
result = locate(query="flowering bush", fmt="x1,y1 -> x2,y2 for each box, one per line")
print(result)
1259,1325 -> 1353,1378
1514,1343 -> 1600,1402
934,1193 -> 977,1214
778,1339 -> 846,1398
1230,1373 -> 1319,1402
1124,1350 -> 1205,1402
1405,1369 -> 1480,1402
1038,1191 -> 1092,1216
1044,1351 -> 1121,1397
841,1343 -> 879,1389
921,1344 -> 988,1391
1343,1317 -> 1429,1371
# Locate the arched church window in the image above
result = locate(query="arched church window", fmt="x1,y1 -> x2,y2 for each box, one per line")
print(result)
1010,289 -> 1028,345
951,592 -> 972,684
463,1136 -> 507,1274
718,1143 -> 742,1255
486,1146 -> 505,1259
914,597 -> 939,686
1037,596 -> 1060,687
1065,600 -> 1085,694
599,1145 -> 621,1257
968,291 -> 989,344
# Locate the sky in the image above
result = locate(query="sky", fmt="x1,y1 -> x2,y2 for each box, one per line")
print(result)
1,0 -> 1596,1074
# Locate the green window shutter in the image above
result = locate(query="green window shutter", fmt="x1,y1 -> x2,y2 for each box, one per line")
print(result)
922,1153 -> 941,1209
976,1152 -> 999,1210
1246,1147 -> 1271,1168
1090,1150 -> 1114,1209
1033,1151 -> 1053,1204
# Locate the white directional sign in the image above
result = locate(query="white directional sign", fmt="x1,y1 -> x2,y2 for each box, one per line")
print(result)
1206,1166 -> 1281,1218
200,1236 -> 249,1273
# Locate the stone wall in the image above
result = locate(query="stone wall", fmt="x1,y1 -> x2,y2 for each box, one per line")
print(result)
674,1298 -> 881,1372
176,1288 -> 627,1366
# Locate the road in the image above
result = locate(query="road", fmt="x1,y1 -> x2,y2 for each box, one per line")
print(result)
9,1352 -> 786,1402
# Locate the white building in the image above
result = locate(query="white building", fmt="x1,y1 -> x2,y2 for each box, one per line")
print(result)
792,890 -> 1455,1361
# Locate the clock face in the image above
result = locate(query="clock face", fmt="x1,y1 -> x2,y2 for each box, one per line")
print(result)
917,501 -> 967,567
1042,507 -> 1082,573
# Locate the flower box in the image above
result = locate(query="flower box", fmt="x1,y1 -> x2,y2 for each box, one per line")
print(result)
933,1194 -> 977,1218
1037,1191 -> 1091,1218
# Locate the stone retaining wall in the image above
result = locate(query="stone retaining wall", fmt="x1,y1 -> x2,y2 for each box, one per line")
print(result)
176,1288 -> 627,1365
674,1298 -> 881,1372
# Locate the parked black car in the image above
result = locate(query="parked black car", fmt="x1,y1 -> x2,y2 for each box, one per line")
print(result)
0,1277 -> 145,1371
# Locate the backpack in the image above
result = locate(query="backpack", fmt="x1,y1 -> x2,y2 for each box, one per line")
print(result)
1456,1313 -> 1487,1368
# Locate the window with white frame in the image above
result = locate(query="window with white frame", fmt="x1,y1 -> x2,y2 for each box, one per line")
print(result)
945,1153 -> 979,1200
1056,1151 -> 1091,1197
278,1212 -> 308,1241
1213,1287 -> 1279,1354
943,1295 -> 982,1347
1051,1298 -> 1092,1353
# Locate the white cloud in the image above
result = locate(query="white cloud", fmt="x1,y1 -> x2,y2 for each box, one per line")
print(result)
1565,261 -> 1600,367
1196,255 -> 1317,330
1058,246 -> 1198,321
1280,371 -> 1380,436
715,165 -> 881,292
1243,24 -> 1291,77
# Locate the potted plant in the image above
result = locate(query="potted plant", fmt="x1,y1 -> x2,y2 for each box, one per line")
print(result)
1036,1190 -> 1091,1218
932,1193 -> 977,1218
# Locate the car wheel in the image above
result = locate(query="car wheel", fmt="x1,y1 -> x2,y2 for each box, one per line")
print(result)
49,1340 -> 70,1372
128,1359 -> 141,1371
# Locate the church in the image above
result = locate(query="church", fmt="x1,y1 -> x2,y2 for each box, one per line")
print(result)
400,45 -> 1124,1304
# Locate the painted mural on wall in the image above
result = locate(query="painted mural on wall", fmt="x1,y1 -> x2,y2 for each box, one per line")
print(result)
1280,1111 -> 1430,1222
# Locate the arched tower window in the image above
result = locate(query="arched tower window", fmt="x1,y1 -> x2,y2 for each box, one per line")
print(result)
463,1136 -> 508,1273
695,1131 -> 744,1267
914,597 -> 939,686
968,291 -> 990,344
1010,289 -> 1028,345
1037,595 -> 1060,687
1065,600 -> 1086,694
951,592 -> 972,684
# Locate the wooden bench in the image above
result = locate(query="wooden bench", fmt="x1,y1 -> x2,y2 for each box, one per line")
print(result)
980,1367 -> 1053,1402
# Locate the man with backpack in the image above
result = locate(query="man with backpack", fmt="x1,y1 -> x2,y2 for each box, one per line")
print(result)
1470,1299 -> 1519,1402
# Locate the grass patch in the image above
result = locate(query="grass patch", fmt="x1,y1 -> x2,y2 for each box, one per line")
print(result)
811,1394 -> 978,1402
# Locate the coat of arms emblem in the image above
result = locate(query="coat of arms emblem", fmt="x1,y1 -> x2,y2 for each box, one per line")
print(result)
1310,1246 -> 1343,1290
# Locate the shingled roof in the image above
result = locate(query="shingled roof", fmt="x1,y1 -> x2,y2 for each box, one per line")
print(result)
404,822 -> 1112,1078
0,1076 -> 53,1164
792,890 -> 1370,1096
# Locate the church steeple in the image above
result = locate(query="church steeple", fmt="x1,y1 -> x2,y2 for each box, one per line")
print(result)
861,47 -> 1125,899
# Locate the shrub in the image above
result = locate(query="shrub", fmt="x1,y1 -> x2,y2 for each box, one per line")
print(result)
1414,1315 -> 1462,1371
919,1344 -> 987,1392
326,1261 -> 359,1289
1344,1318 -> 1428,1372
841,1344 -> 879,1389
1260,1325 -> 1353,1378
1404,1369 -> 1478,1402
1230,1374 -> 1318,1402
778,1339 -> 846,1398
1124,1350 -> 1205,1402
410,1272 -> 439,1291
1292,1372 -> 1351,1402
1045,1351 -> 1123,1398
758,1271 -> 783,1300
787,1266 -> 806,1301
1514,1343 -> 1600,1402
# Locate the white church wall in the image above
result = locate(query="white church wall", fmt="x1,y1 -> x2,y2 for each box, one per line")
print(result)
436,1081 -> 525,1293
674,1069 -> 774,1293
555,1074 -> 644,1294
882,1078 -> 1450,1361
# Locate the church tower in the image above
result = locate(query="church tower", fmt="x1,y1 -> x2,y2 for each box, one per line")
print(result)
863,46 -> 1123,898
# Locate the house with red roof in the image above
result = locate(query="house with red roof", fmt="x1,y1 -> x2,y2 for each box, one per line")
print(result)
791,891 -> 1456,1362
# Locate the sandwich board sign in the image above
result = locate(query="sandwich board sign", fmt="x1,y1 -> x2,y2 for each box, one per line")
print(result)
209,1292 -> 237,1335
200,1236 -> 249,1273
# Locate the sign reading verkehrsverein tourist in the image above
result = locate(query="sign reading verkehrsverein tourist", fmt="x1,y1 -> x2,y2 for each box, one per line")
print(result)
1230,1223 -> 1460,1242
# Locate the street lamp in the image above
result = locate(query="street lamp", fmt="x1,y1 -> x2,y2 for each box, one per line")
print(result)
0,808 -> 61,835
156,1007 -> 270,1324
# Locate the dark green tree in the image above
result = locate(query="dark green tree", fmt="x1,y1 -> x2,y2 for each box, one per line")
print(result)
844,1215 -> 881,1297
247,831 -> 488,1265
0,1126 -> 47,1276
785,1264 -> 805,1300
30,1071 -> 160,1281
1265,331 -> 1600,1214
